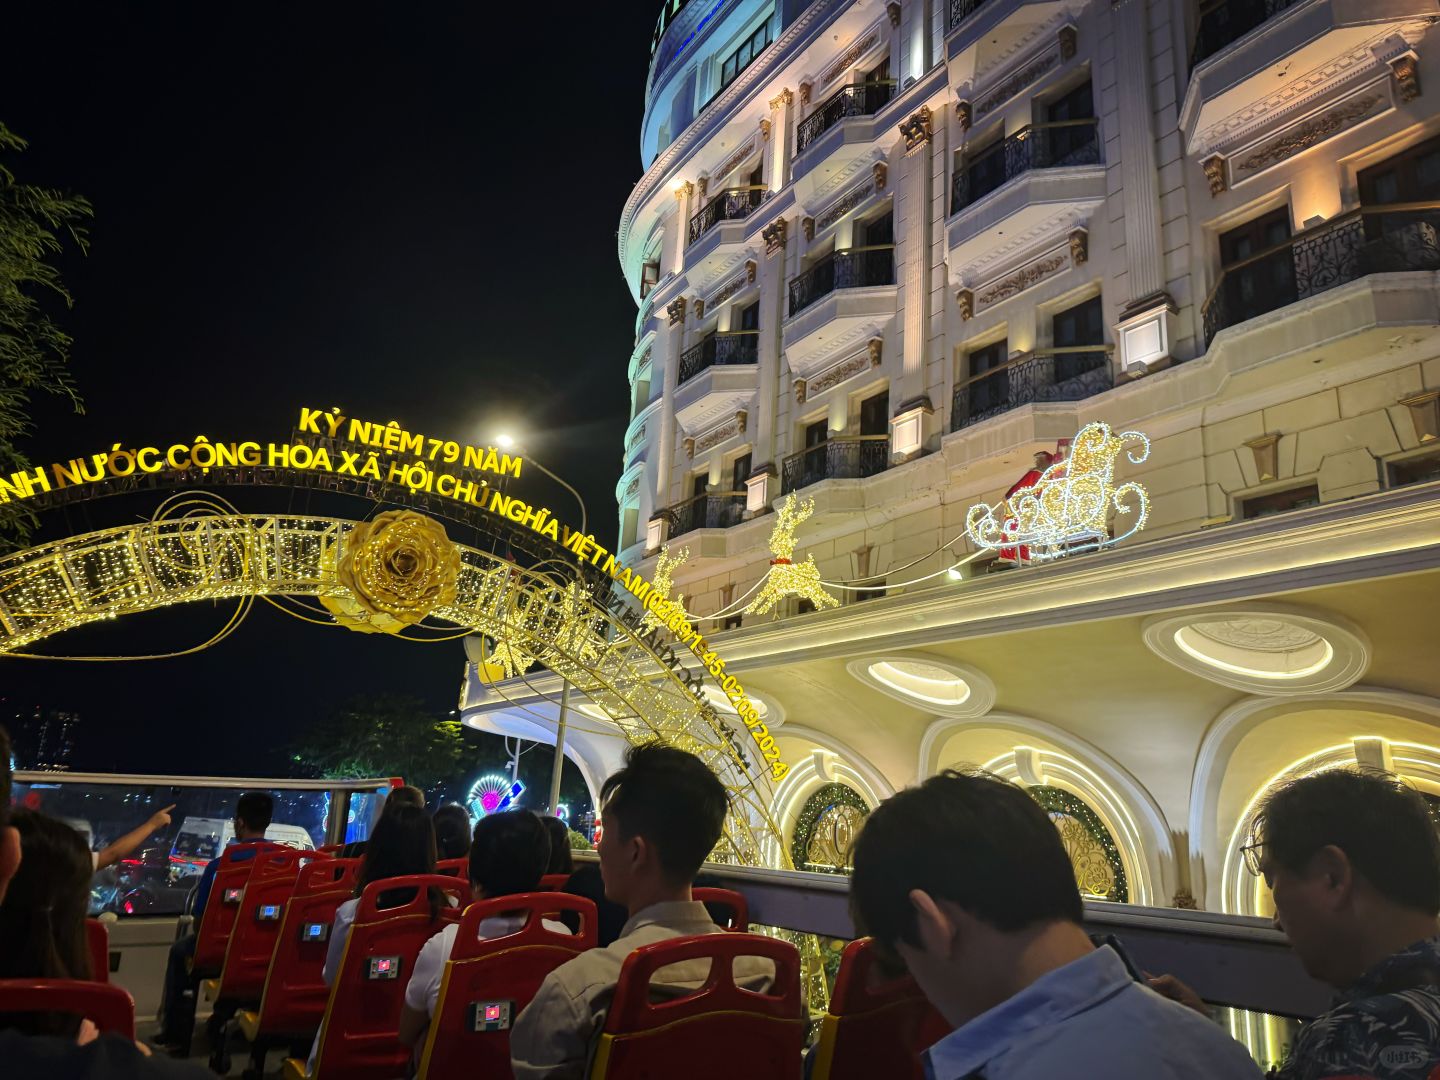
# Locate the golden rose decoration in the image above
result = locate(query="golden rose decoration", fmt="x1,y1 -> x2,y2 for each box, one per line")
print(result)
321,511 -> 461,635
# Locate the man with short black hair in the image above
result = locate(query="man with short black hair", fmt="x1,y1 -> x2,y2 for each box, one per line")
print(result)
851,769 -> 1261,1079
0,725 -> 212,1076
509,743 -> 772,1079
1235,769 -> 1438,1079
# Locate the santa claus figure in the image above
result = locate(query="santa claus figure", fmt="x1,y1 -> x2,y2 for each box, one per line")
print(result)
998,450 -> 1055,564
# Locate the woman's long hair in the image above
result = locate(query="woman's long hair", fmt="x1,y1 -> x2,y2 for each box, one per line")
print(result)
356,803 -> 438,913
540,814 -> 574,876
0,809 -> 94,1036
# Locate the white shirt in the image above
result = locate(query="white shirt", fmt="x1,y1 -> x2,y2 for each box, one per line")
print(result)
321,897 -> 359,987
509,900 -> 774,1080
404,914 -> 572,1017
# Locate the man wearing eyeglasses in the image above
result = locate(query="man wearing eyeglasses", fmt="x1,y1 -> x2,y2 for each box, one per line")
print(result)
1157,768 -> 1440,1080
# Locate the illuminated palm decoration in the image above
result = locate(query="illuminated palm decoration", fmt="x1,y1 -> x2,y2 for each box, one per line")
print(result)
466,774 -> 525,819
744,494 -> 839,615
965,421 -> 1150,562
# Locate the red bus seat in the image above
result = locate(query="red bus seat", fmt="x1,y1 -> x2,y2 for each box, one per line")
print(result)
318,844 -> 346,855
192,844 -> 272,976
208,848 -> 310,1003
808,937 -> 949,1080
692,886 -> 749,931
0,978 -> 136,1039
415,892 -> 598,1080
589,932 -> 803,1079
283,873 -> 469,1080
435,857 -> 467,878
85,919 -> 110,983
236,858 -> 359,1049
538,873 -> 570,891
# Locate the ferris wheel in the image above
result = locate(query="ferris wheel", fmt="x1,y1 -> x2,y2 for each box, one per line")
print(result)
466,773 -> 525,820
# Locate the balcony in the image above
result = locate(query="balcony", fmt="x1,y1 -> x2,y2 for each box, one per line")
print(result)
950,347 -> 1114,433
781,435 -> 891,493
951,120 -> 1101,215
1190,0 -> 1301,68
796,82 -> 897,154
687,186 -> 769,246
1201,205 -> 1440,346
679,331 -> 760,385
788,247 -> 896,317
662,491 -> 748,537
947,0 -> 994,31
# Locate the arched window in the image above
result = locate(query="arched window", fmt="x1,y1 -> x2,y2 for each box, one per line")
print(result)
790,783 -> 869,875
1029,786 -> 1130,903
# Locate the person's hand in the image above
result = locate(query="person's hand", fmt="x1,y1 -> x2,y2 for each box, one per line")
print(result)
1146,972 -> 1209,1015
147,804 -> 176,832
133,1039 -> 153,1056
76,1019 -> 99,1046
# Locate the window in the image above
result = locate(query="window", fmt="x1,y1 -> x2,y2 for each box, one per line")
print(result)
1219,207 -> 1296,326
966,339 -> 1009,413
720,20 -> 772,91
1388,452 -> 1440,488
861,210 -> 893,248
721,613 -> 743,631
737,300 -> 759,332
640,260 -> 661,299
1359,134 -> 1440,206
1042,81 -> 1096,165
1240,484 -> 1320,520
691,472 -> 709,501
632,378 -> 650,418
796,598 -> 817,616
864,56 -> 891,84
621,508 -> 639,550
730,452 -> 752,493
1051,296 -> 1104,381
860,390 -> 889,437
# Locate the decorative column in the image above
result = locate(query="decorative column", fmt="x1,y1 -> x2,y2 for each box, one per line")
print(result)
649,293 -> 689,551
767,88 -> 795,192
1111,0 -> 1176,376
749,222 -> 789,515
892,108 -> 934,458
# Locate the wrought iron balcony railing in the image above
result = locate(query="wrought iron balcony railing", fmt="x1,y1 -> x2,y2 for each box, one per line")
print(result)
796,81 -> 897,153
947,0 -> 992,32
1190,0 -> 1303,69
781,435 -> 891,493
678,330 -> 760,386
1201,204 -> 1440,346
687,186 -> 769,245
950,347 -> 1114,433
950,119 -> 1102,215
663,491 -> 748,536
787,246 -> 896,317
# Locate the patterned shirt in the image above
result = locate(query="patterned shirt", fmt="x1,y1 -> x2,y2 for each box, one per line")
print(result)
1279,936 -> 1440,1080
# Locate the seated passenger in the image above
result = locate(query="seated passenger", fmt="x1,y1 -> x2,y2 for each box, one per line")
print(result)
509,743 -> 773,1080
340,784 -> 425,858
849,769 -> 1263,1080
93,803 -> 175,871
0,809 -> 97,1035
432,803 -> 472,862
1157,768 -> 1440,1080
539,813 -> 574,877
322,802 -> 438,986
558,863 -> 626,947
0,725 -> 212,1077
154,791 -> 274,1050
398,810 -> 566,1049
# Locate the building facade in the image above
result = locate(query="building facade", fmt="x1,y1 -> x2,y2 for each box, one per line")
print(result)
465,0 -> 1440,970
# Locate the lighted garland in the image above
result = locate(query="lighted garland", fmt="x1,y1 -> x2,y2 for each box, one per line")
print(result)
1029,785 -> 1129,903
789,782 -> 870,876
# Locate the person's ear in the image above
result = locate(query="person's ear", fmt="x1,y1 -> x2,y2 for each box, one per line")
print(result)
1310,845 -> 1354,907
909,889 -> 958,959
0,826 -> 21,903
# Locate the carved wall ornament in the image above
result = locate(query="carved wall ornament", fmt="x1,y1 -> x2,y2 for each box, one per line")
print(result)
793,378 -> 807,403
900,106 -> 933,153
808,350 -> 875,397
1392,53 -> 1421,101
1069,229 -> 1088,265
976,48 -> 1059,119
710,272 -> 750,310
666,297 -> 688,325
763,217 -> 788,255
817,182 -> 875,232
624,474 -> 641,500
697,176 -> 709,201
695,417 -> 742,454
760,118 -> 772,142
800,82 -> 812,106
1058,25 -> 1077,60
693,298 -> 705,320
803,216 -> 816,241
822,30 -> 881,87
1400,390 -> 1440,443
675,180 -> 695,201
1202,154 -> 1227,196
746,258 -> 757,283
1244,433 -> 1281,482
1233,94 -> 1384,178
976,251 -> 1068,311
736,409 -> 749,434
867,338 -> 883,366
716,140 -> 757,183
683,437 -> 696,458
1172,889 -> 1199,910
957,288 -> 974,320
887,1 -> 901,27
769,87 -> 794,110
873,161 -> 888,191
956,99 -> 972,131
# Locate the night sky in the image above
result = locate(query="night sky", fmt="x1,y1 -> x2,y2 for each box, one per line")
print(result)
0,3 -> 658,783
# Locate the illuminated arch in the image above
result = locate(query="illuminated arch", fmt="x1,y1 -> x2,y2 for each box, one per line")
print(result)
789,783 -> 870,875
763,726 -> 892,870
923,714 -> 1173,906
0,512 -> 784,867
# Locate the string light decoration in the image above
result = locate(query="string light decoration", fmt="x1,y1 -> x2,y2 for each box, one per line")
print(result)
467,774 -> 525,819
638,544 -> 690,634
1029,786 -> 1129,902
788,783 -> 870,875
965,421 -> 1151,563
744,494 -> 839,615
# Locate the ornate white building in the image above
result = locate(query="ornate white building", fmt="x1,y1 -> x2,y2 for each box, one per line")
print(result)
466,0 -> 1440,997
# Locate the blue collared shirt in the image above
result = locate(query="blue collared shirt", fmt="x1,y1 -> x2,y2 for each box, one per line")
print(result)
923,946 -> 1264,1080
